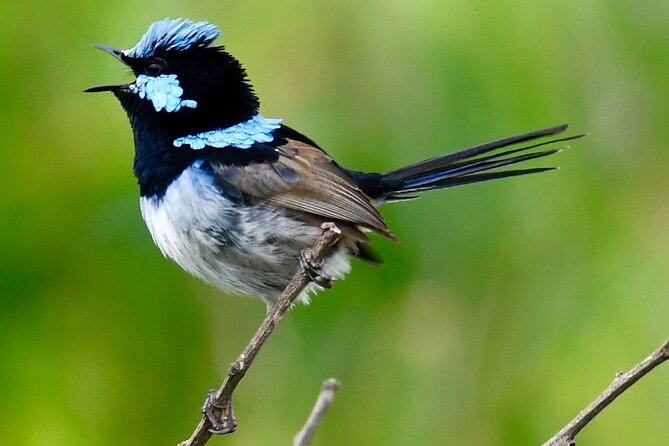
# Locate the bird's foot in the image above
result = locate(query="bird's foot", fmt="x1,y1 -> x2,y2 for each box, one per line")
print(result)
300,248 -> 333,288
201,389 -> 237,435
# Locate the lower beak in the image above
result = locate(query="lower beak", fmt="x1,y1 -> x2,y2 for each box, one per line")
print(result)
84,84 -> 129,93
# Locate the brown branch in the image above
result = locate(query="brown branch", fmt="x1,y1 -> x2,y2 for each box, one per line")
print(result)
542,337 -> 669,446
294,378 -> 341,446
178,222 -> 343,446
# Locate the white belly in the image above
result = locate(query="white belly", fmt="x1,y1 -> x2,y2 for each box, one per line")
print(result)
139,163 -> 352,306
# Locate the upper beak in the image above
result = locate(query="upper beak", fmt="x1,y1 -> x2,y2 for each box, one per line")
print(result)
93,44 -> 127,63
84,44 -> 130,93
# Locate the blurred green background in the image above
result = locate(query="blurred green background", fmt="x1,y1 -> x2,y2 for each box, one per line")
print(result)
1,1 -> 668,445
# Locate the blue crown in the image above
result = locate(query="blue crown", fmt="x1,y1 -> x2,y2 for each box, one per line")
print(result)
126,18 -> 220,58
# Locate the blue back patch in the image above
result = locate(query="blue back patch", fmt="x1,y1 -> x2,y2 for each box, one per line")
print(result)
126,18 -> 220,58
173,114 -> 282,150
129,74 -> 198,112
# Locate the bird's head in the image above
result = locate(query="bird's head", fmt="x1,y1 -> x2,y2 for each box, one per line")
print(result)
86,18 -> 260,136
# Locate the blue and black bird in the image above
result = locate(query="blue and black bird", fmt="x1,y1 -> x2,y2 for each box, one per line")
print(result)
87,18 -> 581,307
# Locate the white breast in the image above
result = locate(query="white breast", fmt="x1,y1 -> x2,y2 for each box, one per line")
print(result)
139,163 -> 352,306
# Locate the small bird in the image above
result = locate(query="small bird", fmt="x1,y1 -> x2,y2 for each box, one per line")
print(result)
87,18 -> 581,308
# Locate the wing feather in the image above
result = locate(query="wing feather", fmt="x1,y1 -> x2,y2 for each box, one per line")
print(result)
210,138 -> 396,240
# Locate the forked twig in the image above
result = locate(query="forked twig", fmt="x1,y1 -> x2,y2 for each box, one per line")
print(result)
178,223 -> 342,446
176,218 -> 668,446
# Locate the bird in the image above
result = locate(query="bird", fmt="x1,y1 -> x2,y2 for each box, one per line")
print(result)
86,18 -> 582,309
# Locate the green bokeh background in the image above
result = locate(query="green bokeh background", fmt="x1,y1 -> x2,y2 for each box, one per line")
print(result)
2,1 -> 668,445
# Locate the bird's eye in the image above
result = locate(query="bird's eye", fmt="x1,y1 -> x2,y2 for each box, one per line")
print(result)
145,63 -> 163,77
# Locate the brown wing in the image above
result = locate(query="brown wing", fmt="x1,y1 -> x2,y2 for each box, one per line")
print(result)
210,138 -> 396,242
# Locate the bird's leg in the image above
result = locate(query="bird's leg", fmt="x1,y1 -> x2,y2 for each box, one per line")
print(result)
201,389 -> 237,435
300,248 -> 333,288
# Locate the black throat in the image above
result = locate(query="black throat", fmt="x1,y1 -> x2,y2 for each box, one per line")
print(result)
116,92 -> 196,198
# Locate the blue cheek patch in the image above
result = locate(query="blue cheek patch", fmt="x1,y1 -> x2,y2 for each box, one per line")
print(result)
129,74 -> 198,113
173,114 -> 282,150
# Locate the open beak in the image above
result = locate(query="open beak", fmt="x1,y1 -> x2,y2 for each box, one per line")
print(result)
84,44 -> 131,93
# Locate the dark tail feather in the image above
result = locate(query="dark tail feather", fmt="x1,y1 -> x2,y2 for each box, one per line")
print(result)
351,124 -> 584,201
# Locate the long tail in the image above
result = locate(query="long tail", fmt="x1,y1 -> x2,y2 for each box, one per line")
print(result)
349,124 -> 584,202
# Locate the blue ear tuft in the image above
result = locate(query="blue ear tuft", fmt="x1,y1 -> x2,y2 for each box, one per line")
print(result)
126,18 -> 221,58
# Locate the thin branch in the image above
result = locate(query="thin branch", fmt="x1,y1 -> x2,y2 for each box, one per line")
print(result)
542,337 -> 669,446
294,378 -> 341,446
178,223 -> 343,446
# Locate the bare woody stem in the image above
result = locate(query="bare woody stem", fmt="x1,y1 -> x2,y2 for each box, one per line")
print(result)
294,378 -> 341,446
178,222 -> 343,446
177,218 -> 668,446
542,338 -> 669,446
